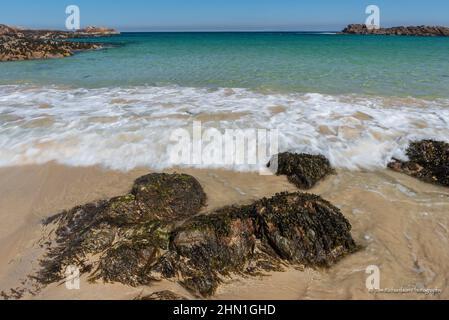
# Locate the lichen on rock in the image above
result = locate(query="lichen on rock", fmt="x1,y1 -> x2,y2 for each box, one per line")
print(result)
388,140 -> 449,187
268,153 -> 335,189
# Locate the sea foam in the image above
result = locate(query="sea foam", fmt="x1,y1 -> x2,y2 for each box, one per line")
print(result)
0,84 -> 448,171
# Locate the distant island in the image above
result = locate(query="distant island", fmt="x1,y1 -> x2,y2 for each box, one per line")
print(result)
0,24 -> 119,62
341,24 -> 449,36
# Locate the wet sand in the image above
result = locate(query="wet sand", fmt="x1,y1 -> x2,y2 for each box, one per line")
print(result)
0,163 -> 448,300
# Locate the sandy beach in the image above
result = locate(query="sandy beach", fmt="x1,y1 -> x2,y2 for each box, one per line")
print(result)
0,163 -> 447,300
2,18 -> 449,302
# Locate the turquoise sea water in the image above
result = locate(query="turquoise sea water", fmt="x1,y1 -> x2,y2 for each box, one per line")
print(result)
1,32 -> 449,98
1,32 -> 449,171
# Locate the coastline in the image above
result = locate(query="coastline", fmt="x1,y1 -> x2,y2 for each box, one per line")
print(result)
0,25 -> 118,62
1,24 -> 449,301
0,163 -> 448,300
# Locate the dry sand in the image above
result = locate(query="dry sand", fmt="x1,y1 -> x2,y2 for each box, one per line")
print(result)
0,163 -> 448,300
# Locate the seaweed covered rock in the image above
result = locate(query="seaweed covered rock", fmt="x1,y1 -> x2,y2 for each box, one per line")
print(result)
36,173 -> 206,285
406,140 -> 449,167
253,193 -> 356,266
36,173 -> 356,298
268,153 -> 335,189
157,206 -> 257,296
388,140 -> 449,187
95,220 -> 171,286
153,192 -> 356,297
131,173 -> 206,221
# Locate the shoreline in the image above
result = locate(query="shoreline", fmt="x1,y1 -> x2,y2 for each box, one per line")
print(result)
1,23 -> 448,300
0,162 -> 448,300
0,25 -> 118,62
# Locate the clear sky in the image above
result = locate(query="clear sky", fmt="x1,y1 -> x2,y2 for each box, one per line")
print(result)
1,0 -> 449,31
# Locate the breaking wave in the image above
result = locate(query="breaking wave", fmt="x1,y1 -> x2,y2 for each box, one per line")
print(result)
0,84 -> 448,171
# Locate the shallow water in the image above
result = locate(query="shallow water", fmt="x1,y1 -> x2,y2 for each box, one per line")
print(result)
1,33 -> 449,172
1,33 -> 449,98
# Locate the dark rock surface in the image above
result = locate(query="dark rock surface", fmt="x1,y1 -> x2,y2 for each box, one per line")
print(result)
253,193 -> 356,266
268,153 -> 335,189
131,173 -> 206,221
342,24 -> 449,37
157,192 -> 356,296
388,140 -> 449,187
36,172 -> 356,297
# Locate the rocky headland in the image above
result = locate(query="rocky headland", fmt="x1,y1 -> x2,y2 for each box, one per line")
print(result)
0,24 -> 118,62
341,24 -> 449,37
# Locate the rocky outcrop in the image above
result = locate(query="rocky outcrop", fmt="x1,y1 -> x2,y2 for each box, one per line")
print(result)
388,140 -> 449,187
0,35 -> 101,61
268,153 -> 335,189
36,173 -> 356,298
0,23 -> 118,62
341,24 -> 449,37
77,26 -> 119,37
0,24 -> 118,40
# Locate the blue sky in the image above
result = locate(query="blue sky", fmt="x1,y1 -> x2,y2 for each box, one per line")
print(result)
1,0 -> 449,31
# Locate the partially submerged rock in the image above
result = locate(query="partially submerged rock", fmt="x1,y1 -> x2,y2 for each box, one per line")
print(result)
268,153 -> 335,189
388,140 -> 449,187
36,172 -> 356,298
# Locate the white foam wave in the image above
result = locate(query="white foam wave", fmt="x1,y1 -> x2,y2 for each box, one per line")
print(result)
0,84 -> 448,171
